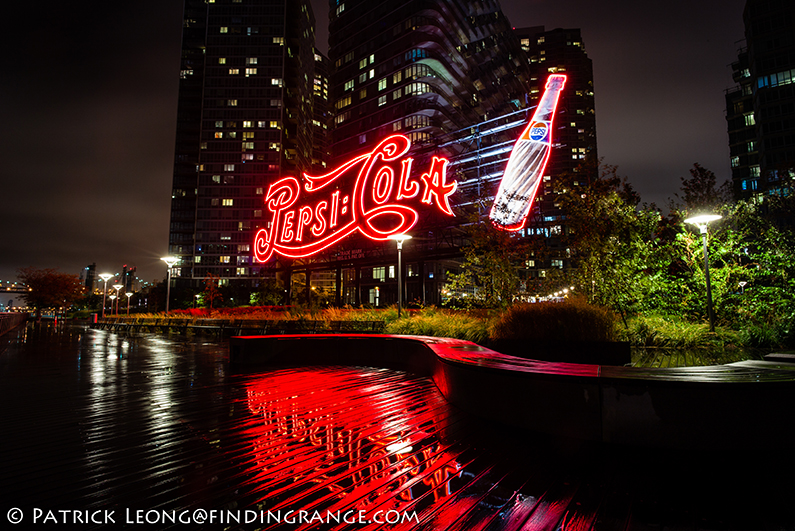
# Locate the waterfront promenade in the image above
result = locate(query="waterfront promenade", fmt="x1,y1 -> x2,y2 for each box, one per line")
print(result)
2,322 -> 794,530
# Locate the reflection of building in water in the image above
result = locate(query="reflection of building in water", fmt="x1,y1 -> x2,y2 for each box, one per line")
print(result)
243,367 -> 466,515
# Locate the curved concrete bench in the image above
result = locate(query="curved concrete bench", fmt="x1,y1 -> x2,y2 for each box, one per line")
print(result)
229,334 -> 795,450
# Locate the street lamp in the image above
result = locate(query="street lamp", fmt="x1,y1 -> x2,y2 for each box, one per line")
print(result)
98,273 -> 113,318
684,214 -> 722,332
161,256 -> 179,313
126,292 -> 133,315
388,234 -> 412,318
112,283 -> 123,316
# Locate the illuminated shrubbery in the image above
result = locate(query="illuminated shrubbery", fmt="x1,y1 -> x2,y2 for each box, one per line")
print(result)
490,297 -> 618,343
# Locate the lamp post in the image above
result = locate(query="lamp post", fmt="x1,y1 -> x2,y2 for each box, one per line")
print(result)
388,234 -> 412,318
126,292 -> 133,315
112,284 -> 123,316
684,214 -> 722,332
98,273 -> 113,318
109,294 -> 117,315
161,256 -> 179,313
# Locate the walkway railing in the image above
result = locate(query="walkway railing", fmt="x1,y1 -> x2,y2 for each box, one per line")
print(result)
0,313 -> 28,337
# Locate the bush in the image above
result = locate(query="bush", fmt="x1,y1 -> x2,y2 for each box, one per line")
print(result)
617,314 -> 743,349
490,298 -> 618,342
385,307 -> 491,343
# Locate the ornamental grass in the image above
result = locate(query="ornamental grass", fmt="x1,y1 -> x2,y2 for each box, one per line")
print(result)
490,297 -> 618,343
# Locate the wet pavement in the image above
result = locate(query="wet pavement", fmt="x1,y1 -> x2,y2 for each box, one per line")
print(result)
2,322 -> 795,530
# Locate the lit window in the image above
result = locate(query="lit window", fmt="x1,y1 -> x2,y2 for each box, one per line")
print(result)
393,88 -> 402,100
246,57 -> 257,65
224,164 -> 235,171
744,113 -> 755,126
194,256 -> 201,263
255,187 -> 263,195
215,132 -> 223,138
359,72 -> 367,83
373,267 -> 385,281
227,99 -> 238,106
254,210 -> 262,218
378,78 -> 387,90
336,95 -> 352,109
220,256 -> 230,263
393,71 -> 402,84
216,121 -> 223,127
359,58 -> 368,69
212,175 -> 221,183
222,199 -> 234,206
344,79 -> 355,91
243,120 -> 252,128
272,78 -> 283,87
269,120 -> 280,128
242,153 -> 253,161
378,95 -> 386,106
269,142 -> 281,151
359,88 -> 367,99
245,68 -> 257,77
273,37 -> 284,45
236,267 -> 248,276
220,27 -> 228,33
229,68 -> 239,75
221,233 -> 231,240
242,132 -> 254,139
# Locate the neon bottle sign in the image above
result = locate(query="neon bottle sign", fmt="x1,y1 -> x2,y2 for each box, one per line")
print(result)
254,134 -> 457,262
490,74 -> 567,231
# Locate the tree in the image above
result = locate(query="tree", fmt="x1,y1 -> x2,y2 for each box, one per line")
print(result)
17,267 -> 85,320
445,216 -> 531,308
553,162 -> 660,323
672,163 -> 732,213
203,273 -> 223,311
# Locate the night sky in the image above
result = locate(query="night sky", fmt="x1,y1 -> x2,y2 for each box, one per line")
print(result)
0,0 -> 746,286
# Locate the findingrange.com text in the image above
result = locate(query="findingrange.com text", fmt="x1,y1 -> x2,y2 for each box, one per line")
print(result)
6,507 -> 421,526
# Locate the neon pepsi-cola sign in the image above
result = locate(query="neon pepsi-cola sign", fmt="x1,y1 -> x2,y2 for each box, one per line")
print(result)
254,134 -> 457,262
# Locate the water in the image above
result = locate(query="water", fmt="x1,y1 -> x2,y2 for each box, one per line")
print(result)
1,322 -> 793,530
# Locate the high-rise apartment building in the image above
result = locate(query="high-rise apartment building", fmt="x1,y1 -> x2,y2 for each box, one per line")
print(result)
324,0 -> 533,305
726,0 -> 795,200
168,0 -> 317,287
